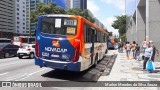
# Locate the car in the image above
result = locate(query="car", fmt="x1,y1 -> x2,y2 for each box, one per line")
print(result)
17,44 -> 35,59
108,42 -> 115,50
0,44 -> 19,58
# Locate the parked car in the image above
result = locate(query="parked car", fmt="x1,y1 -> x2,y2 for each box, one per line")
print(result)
0,44 -> 19,58
108,42 -> 115,50
17,44 -> 35,59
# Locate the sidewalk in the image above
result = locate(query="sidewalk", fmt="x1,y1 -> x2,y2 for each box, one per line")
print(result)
85,50 -> 160,90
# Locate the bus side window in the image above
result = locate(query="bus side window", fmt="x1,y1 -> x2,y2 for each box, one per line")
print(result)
84,23 -> 91,43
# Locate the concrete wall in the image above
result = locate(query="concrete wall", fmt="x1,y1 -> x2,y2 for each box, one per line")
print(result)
136,6 -> 146,45
148,0 -> 160,61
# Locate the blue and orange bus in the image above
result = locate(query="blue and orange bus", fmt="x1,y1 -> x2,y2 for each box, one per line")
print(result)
35,14 -> 108,72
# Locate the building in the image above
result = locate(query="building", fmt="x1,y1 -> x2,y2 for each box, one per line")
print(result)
26,0 -> 39,35
70,0 -> 87,10
40,0 -> 66,10
66,0 -> 71,10
126,0 -> 160,61
0,0 -> 15,38
15,0 -> 26,34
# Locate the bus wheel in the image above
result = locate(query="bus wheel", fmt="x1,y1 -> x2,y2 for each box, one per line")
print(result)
18,56 -> 22,59
4,53 -> 9,58
94,54 -> 98,67
105,49 -> 108,54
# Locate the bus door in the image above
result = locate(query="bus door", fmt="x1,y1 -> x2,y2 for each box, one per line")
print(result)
90,28 -> 95,65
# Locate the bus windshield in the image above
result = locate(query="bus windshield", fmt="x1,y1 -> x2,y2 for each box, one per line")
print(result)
41,17 -> 77,36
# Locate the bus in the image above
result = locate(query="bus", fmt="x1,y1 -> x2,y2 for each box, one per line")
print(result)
35,14 -> 108,72
0,38 -> 11,44
12,36 -> 35,46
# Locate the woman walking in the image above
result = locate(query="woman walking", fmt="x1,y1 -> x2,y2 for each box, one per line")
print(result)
125,42 -> 131,60
142,42 -> 153,71
131,41 -> 136,59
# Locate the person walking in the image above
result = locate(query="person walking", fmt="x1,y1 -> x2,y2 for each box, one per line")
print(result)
149,40 -> 159,62
125,42 -> 131,60
142,42 -> 153,71
135,44 -> 140,60
131,41 -> 136,59
141,39 -> 148,60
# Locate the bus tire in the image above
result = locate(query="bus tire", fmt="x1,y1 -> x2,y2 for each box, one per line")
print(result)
105,49 -> 108,54
18,56 -> 22,59
93,54 -> 98,67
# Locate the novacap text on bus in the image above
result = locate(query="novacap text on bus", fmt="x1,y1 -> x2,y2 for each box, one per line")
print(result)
35,14 -> 108,72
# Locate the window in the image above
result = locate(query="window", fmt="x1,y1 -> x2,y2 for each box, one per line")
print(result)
41,18 -> 77,36
23,14 -> 25,17
17,4 -> 19,7
17,13 -> 19,15
17,22 -> 19,24
23,23 -> 25,25
17,17 -> 19,19
17,8 -> 19,11
17,0 -> 19,2
17,30 -> 19,32
84,23 -> 92,43
23,27 -> 25,29
23,10 -> 25,13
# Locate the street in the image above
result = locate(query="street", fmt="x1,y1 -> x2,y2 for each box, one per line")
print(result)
0,50 -> 116,82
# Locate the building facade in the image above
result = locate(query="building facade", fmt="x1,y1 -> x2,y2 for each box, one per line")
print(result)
70,0 -> 87,10
40,0 -> 66,10
0,0 -> 15,38
15,0 -> 26,34
66,0 -> 71,10
26,0 -> 39,35
126,0 -> 160,61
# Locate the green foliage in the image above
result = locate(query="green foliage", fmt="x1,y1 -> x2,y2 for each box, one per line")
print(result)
66,8 -> 95,23
30,2 -> 65,22
121,34 -> 126,42
112,15 -> 126,36
104,29 -> 109,34
108,32 -> 113,36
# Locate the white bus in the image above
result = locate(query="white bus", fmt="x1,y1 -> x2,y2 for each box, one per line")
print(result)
12,36 -> 35,46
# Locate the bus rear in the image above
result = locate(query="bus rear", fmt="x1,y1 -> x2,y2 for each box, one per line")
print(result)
35,15 -> 82,71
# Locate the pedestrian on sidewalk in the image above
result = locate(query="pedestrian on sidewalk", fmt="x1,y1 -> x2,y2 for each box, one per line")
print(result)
135,44 -> 140,60
149,40 -> 159,62
131,41 -> 136,59
120,42 -> 124,53
124,41 -> 131,60
142,42 -> 153,71
141,39 -> 149,60
118,42 -> 121,53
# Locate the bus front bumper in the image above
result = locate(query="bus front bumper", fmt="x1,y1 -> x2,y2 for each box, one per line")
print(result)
35,57 -> 81,72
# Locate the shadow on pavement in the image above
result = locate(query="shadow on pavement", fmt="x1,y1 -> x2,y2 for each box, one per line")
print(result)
41,55 -> 116,82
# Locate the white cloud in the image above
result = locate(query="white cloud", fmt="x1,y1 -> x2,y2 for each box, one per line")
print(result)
87,0 -> 100,14
101,17 -> 119,35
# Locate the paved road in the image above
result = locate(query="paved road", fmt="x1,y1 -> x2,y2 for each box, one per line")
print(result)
0,50 -> 116,82
0,50 -> 116,90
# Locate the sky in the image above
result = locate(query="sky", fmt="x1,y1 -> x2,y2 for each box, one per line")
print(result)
87,0 -> 137,36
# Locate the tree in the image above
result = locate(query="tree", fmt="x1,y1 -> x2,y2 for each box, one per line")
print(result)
30,2 -> 65,22
112,15 -> 126,36
66,8 -> 95,23
104,29 -> 109,33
